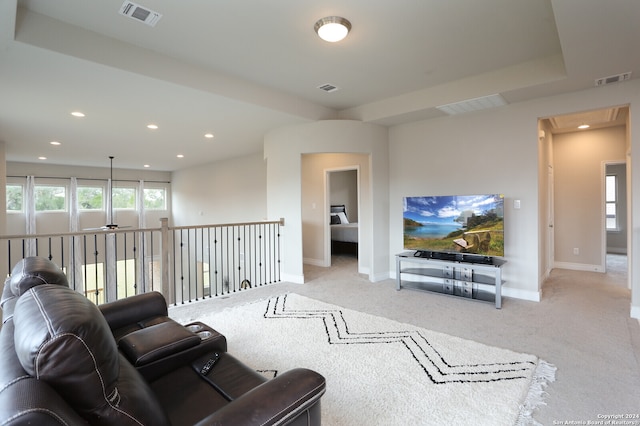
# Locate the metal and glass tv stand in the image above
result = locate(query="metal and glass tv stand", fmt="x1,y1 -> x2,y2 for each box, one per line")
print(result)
395,251 -> 506,309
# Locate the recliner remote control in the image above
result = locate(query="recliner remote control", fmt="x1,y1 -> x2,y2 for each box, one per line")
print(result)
200,353 -> 220,375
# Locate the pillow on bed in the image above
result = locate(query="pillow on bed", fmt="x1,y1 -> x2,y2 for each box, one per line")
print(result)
330,214 -> 341,225
337,212 -> 349,224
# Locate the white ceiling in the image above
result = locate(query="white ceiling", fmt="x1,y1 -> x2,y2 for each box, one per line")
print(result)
0,0 -> 638,171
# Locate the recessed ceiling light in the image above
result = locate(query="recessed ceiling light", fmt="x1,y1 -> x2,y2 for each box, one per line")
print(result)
50,141 -> 61,146
147,124 -> 158,130
204,133 -> 214,139
38,156 -> 47,160
578,124 -> 590,129
144,164 -> 150,168
177,154 -> 184,158
71,111 -> 85,118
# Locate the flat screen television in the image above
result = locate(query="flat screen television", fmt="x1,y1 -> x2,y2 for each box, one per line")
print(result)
403,194 -> 504,259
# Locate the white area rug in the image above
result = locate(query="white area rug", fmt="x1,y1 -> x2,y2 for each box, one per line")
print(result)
170,293 -> 555,426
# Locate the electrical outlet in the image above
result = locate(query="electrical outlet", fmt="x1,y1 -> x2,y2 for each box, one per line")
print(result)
573,248 -> 579,255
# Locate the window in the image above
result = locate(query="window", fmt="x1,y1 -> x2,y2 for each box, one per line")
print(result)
144,188 -> 166,210
35,185 -> 66,212
605,175 -> 618,230
112,187 -> 136,209
6,184 -> 23,212
77,187 -> 103,210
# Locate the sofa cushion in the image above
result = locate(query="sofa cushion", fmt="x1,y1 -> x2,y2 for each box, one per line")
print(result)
13,284 -> 170,426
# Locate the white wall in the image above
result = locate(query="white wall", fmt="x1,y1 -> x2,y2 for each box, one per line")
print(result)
265,120 -> 389,283
389,79 -> 640,310
389,107 -> 540,300
171,153 -> 267,226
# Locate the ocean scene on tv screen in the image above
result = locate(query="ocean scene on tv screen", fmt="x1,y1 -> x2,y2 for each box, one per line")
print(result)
403,194 -> 504,256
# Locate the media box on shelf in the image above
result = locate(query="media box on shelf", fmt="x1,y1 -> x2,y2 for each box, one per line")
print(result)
412,249 -> 496,265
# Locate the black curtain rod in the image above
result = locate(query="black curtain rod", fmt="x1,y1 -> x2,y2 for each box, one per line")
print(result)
6,175 -> 170,184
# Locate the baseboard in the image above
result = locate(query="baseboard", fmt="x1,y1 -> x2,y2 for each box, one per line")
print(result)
281,272 -> 304,284
502,286 -> 541,302
303,257 -> 327,267
368,270 -> 389,282
606,247 -> 627,254
553,261 -> 604,273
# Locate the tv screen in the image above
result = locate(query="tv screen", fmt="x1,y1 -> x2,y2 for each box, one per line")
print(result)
403,194 -> 504,257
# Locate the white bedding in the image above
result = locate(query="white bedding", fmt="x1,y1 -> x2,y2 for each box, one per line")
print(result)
331,222 -> 358,243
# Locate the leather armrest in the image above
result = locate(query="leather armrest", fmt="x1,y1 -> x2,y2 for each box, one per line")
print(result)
119,321 -> 201,366
194,368 -> 326,426
99,291 -> 168,330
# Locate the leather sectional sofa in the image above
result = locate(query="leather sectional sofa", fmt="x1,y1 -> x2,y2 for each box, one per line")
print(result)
0,257 -> 326,425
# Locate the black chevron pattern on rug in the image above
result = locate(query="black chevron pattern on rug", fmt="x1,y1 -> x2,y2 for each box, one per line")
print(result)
263,294 -> 535,384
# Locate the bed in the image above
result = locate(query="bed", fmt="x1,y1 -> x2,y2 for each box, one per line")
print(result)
330,205 -> 358,256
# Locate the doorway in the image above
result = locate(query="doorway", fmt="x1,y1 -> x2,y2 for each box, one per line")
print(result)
325,168 -> 359,266
540,106 -> 630,288
605,162 -> 629,287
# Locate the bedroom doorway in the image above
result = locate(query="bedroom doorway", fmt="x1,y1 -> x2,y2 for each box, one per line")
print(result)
326,167 -> 360,266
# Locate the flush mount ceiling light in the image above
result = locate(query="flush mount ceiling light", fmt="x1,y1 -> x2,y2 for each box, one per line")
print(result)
314,16 -> 351,42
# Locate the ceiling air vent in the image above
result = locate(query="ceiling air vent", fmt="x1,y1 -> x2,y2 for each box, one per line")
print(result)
436,94 -> 507,115
119,1 -> 162,27
595,72 -> 631,87
317,84 -> 340,93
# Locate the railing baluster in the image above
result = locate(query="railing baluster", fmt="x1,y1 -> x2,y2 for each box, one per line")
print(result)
83,235 -> 88,298
59,236 -> 64,276
207,227 -> 211,298
179,229 -> 185,303
1,219 -> 282,306
277,222 -> 281,282
94,234 -> 100,304
172,229 -> 178,304
149,231 -> 154,294
213,227 -> 219,297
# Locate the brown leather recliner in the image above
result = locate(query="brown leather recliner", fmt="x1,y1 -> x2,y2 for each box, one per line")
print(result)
0,257 -> 326,425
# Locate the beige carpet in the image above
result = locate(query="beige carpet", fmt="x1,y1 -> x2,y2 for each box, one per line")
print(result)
169,254 -> 640,425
